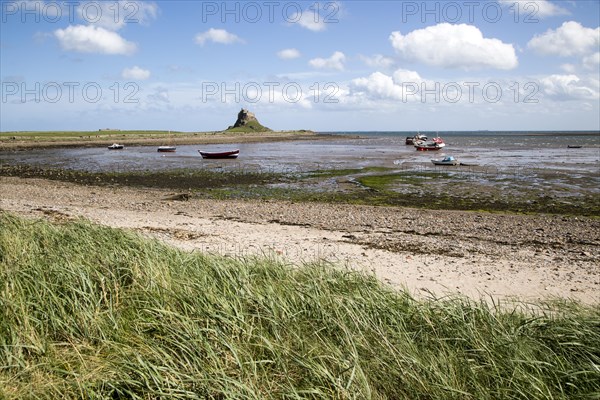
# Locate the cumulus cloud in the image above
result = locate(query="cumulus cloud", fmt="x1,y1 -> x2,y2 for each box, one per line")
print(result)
539,74 -> 599,100
54,25 -> 136,55
350,69 -> 425,101
122,66 -> 150,80
359,54 -> 395,69
583,52 -> 600,70
194,28 -> 244,45
288,2 -> 341,32
390,23 -> 518,70
392,69 -> 424,84
309,51 -> 346,71
277,48 -> 301,60
77,0 -> 158,31
290,8 -> 327,31
498,0 -> 569,18
527,21 -> 600,57
352,72 -> 403,100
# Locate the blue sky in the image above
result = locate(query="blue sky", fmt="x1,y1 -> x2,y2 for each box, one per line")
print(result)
1,0 -> 599,131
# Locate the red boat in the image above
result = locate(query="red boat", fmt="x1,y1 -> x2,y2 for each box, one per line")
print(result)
198,149 -> 240,159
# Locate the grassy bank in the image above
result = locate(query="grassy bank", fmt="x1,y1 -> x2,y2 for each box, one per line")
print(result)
1,213 -> 599,399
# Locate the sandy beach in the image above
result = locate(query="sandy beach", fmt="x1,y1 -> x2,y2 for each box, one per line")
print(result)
1,176 -> 598,305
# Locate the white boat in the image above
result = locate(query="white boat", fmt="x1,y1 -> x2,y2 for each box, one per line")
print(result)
107,143 -> 124,150
157,146 -> 176,152
406,133 -> 428,145
431,156 -> 458,165
415,136 -> 445,151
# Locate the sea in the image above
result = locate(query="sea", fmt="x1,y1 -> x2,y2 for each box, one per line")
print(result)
1,131 -> 598,177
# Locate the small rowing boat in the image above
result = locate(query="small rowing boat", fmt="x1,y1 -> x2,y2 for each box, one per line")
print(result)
108,143 -> 124,150
157,146 -> 176,152
431,156 -> 458,165
198,149 -> 240,159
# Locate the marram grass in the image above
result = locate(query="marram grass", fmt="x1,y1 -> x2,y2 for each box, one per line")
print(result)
0,212 -> 598,399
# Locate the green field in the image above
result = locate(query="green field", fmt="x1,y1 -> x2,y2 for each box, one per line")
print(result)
225,119 -> 272,133
0,130 -> 189,139
0,130 -> 315,145
1,212 -> 599,399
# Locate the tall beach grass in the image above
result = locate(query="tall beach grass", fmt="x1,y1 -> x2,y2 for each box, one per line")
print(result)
0,212 -> 598,399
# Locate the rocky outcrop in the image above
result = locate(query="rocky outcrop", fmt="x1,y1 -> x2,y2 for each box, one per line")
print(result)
227,109 -> 271,131
233,109 -> 256,128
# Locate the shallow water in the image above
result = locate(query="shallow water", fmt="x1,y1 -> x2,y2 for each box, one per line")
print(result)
1,133 -> 598,194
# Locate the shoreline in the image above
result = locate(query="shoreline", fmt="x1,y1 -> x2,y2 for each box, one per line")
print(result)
1,163 -> 597,217
1,176 -> 598,305
0,130 -> 351,150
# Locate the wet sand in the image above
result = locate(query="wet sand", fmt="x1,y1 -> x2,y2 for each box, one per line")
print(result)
1,176 -> 598,305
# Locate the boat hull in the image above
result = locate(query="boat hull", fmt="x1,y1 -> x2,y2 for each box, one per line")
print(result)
198,149 -> 240,159
431,161 -> 458,165
416,146 -> 442,151
157,146 -> 176,152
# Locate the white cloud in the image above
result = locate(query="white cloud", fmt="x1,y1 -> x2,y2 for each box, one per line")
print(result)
539,74 -> 599,100
392,69 -> 424,84
390,23 -> 518,70
349,69 -> 428,103
360,54 -> 395,69
194,28 -> 244,45
54,25 -> 136,55
527,21 -> 600,57
285,1 -> 343,32
122,66 -> 150,80
277,48 -> 301,60
583,52 -> 600,70
309,51 -> 346,71
77,0 -> 158,31
498,0 -> 569,18
293,9 -> 326,32
351,72 -> 404,100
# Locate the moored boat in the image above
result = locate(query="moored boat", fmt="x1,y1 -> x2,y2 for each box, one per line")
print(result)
107,143 -> 124,150
198,149 -> 240,159
416,144 -> 443,151
157,146 -> 176,152
406,133 -> 427,145
431,155 -> 458,165
415,137 -> 445,151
